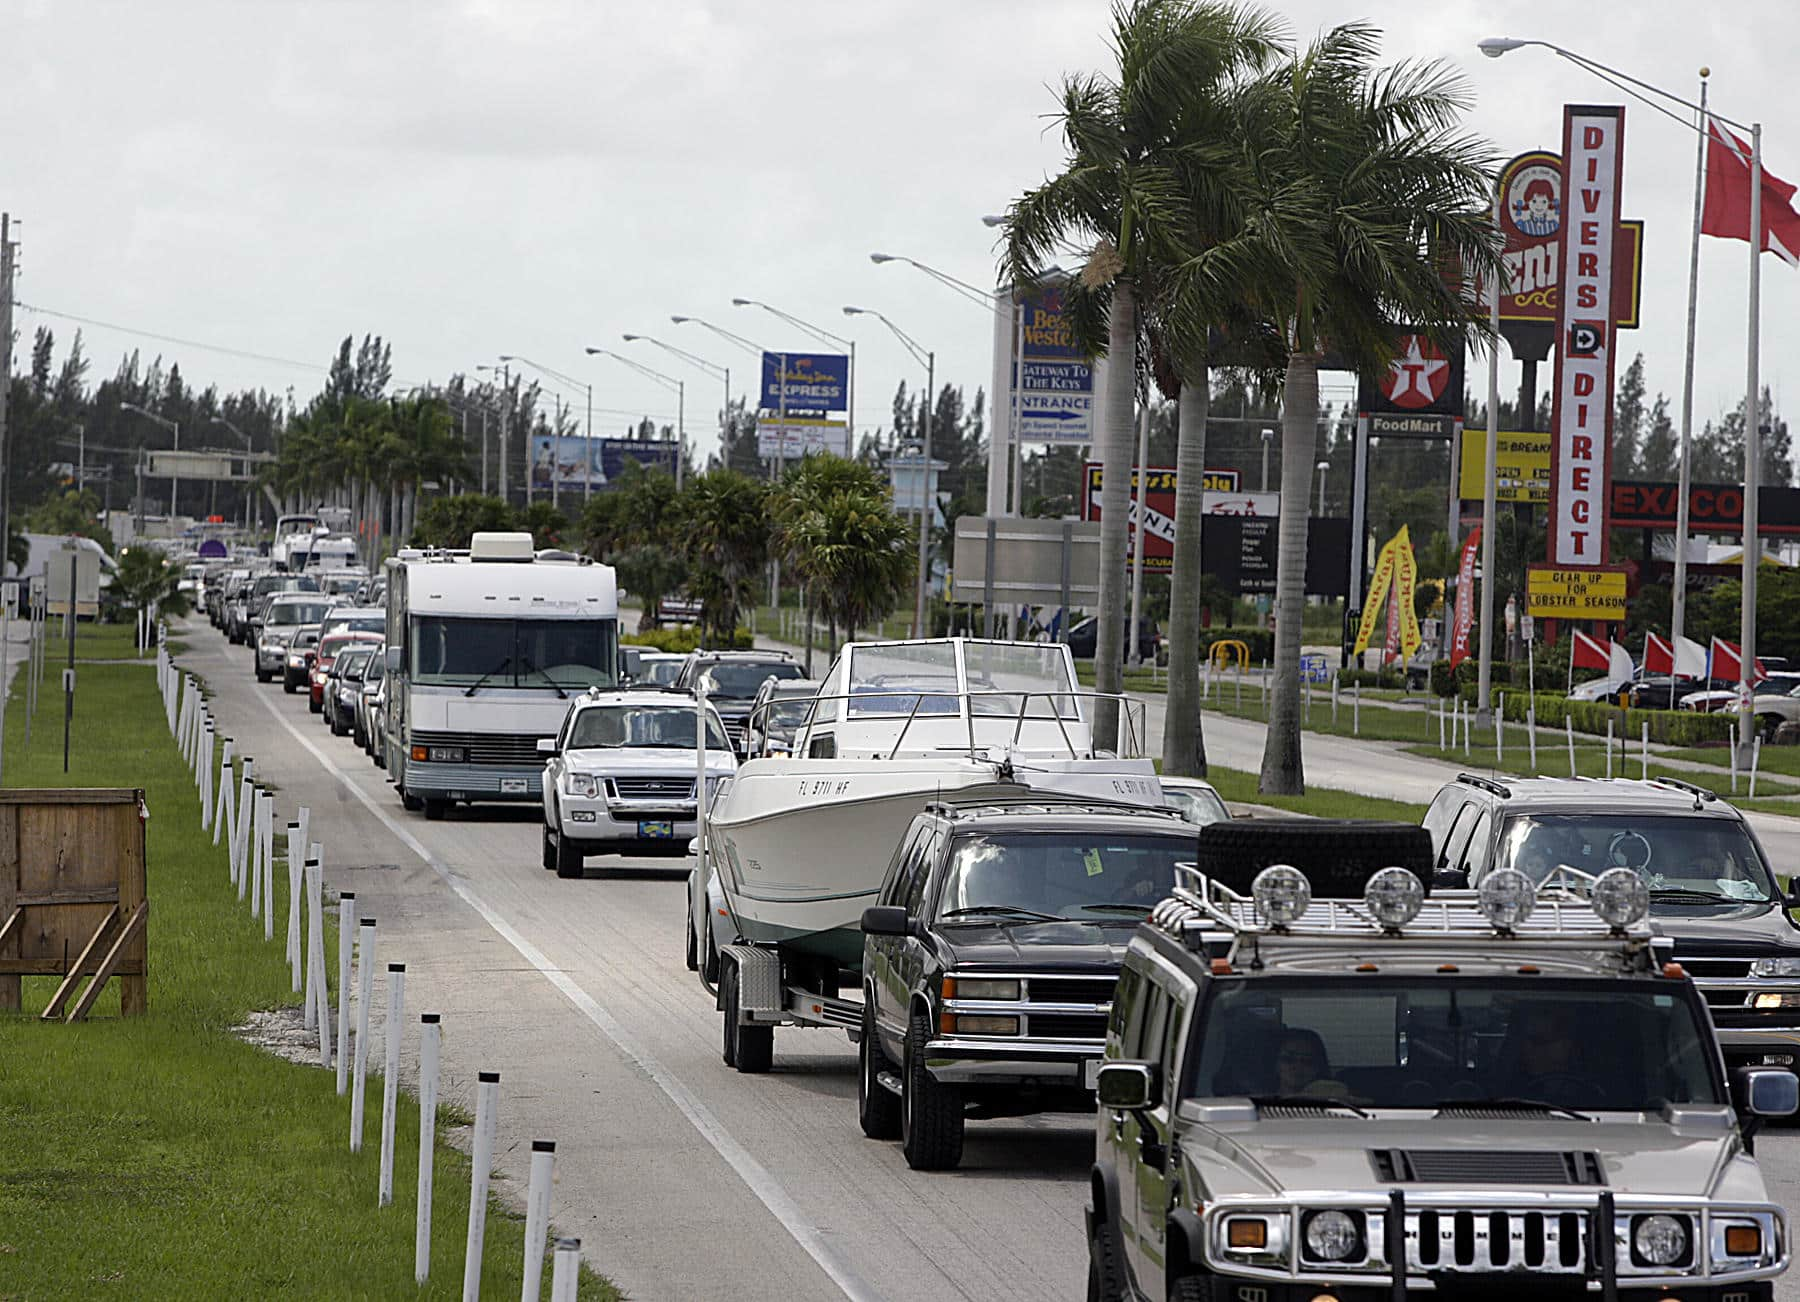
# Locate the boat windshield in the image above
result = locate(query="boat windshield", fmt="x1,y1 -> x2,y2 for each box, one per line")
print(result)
963,641 -> 1081,718
844,641 -> 1080,718
847,642 -> 961,716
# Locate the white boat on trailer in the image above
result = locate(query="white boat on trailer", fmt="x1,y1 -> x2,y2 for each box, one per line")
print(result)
697,636 -> 1161,1067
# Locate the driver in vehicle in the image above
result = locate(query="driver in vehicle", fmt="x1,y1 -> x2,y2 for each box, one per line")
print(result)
1503,1004 -> 1584,1094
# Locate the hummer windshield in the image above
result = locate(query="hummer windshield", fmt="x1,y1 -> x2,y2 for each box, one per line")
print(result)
1499,813 -> 1779,904
937,830 -> 1193,924
1188,977 -> 1723,1112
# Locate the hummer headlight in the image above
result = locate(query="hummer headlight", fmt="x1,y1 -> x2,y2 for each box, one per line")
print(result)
1302,1210 -> 1361,1262
1632,1213 -> 1690,1267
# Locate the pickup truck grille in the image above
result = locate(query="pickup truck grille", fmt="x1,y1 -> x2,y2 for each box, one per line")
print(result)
1028,975 -> 1118,1004
410,730 -> 546,767
610,776 -> 695,801
1028,1012 -> 1108,1040
1674,953 -> 1800,1021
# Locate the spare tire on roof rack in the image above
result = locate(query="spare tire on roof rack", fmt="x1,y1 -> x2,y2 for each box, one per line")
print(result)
1197,820 -> 1433,899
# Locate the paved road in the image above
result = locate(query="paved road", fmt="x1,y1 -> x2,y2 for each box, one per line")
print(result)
181,619 -> 1093,1302
183,620 -> 1800,1301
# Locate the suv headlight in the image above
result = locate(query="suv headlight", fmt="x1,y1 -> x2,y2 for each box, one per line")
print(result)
1302,1210 -> 1363,1263
1751,958 -> 1800,977
563,773 -> 599,799
1632,1214 -> 1691,1267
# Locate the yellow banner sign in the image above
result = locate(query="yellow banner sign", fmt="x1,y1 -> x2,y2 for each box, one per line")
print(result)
1459,429 -> 1551,503
1353,525 -> 1420,656
1526,565 -> 1628,619
1353,533 -> 1399,655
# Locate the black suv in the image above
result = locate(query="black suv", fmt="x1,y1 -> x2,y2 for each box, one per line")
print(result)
1424,773 -> 1800,1073
674,649 -> 804,754
857,799 -> 1196,1170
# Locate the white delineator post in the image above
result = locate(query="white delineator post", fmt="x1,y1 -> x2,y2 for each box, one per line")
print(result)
232,758 -> 256,891
246,787 -> 263,911
521,1141 -> 556,1301
212,738 -> 235,847
463,1071 -> 500,1302
1641,722 -> 1650,781
305,855 -> 329,1060
351,917 -> 377,1152
380,963 -> 406,1207
1565,717 -> 1577,777
549,1239 -> 581,1302
286,821 -> 304,987
199,719 -> 214,824
261,791 -> 276,941
416,1012 -> 442,1285
1605,719 -> 1615,779
337,892 -> 358,1095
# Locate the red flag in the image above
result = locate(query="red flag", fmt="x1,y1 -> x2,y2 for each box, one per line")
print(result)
1644,632 -> 1674,676
1449,526 -> 1480,669
1571,630 -> 1610,672
1710,636 -> 1767,681
1702,119 -> 1800,267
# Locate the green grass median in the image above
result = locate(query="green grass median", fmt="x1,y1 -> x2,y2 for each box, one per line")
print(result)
0,627 -> 615,1299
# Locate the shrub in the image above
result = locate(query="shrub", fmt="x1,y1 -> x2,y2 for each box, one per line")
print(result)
623,626 -> 753,654
1339,667 -> 1407,690
1430,658 -> 1514,698
1457,689 -> 1737,746
1197,627 -> 1274,663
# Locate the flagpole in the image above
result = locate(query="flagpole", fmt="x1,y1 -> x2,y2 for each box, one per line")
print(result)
1739,119 -> 1764,761
1671,72 -> 1709,653
1475,175 -> 1503,728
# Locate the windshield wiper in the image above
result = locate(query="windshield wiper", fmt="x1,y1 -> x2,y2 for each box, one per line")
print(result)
463,654 -> 513,697
518,657 -> 568,699
1649,887 -> 1739,903
1250,1095 -> 1372,1118
938,905 -> 1063,924
1439,1097 -> 1591,1121
1077,902 -> 1158,916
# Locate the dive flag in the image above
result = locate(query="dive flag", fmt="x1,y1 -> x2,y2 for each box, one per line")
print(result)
1571,630 -> 1611,673
1702,118 -> 1800,267
1709,636 -> 1766,681
1644,633 -> 1674,676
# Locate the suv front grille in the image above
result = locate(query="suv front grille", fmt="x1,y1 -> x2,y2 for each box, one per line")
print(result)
1372,1149 -> 1605,1186
1675,953 -> 1800,1021
610,776 -> 695,801
1030,976 -> 1118,1004
410,729 -> 545,767
1028,1012 -> 1108,1040
1411,1208 -> 1588,1271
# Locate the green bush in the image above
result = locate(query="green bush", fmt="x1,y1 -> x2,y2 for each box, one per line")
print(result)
1198,627 -> 1274,663
623,626 -> 753,654
1340,667 -> 1407,689
1459,689 -> 1737,746
1429,658 -> 1514,698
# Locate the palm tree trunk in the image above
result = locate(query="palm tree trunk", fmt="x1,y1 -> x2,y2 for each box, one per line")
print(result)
1258,352 -> 1319,794
1163,373 -> 1210,776
1092,278 -> 1137,752
802,585 -> 815,676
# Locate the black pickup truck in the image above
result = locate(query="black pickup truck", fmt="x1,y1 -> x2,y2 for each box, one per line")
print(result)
858,799 -> 1196,1171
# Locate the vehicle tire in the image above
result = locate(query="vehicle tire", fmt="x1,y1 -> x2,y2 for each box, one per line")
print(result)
330,709 -> 347,737
255,666 -> 271,684
309,695 -> 321,715
1760,714 -> 1783,743
400,786 -> 423,812
542,827 -> 557,871
554,828 -> 584,879
901,1006 -> 963,1170
1086,1217 -> 1128,1302
684,908 -> 699,970
353,722 -> 366,749
858,1000 -> 901,1139
282,677 -> 297,695
721,957 -> 774,1074
423,798 -> 447,821
701,923 -> 720,986
1197,819 -> 1433,898
1167,1272 -> 1227,1302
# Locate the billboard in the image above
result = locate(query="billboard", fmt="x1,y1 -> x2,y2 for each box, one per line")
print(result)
1547,105 -> 1625,567
756,418 -> 850,459
529,435 -> 678,489
1526,563 -> 1628,620
761,353 -> 848,411
1356,329 -> 1466,420
1498,149 -> 1643,328
1013,284 -> 1097,443
1081,463 -> 1273,571
1457,429 -> 1551,503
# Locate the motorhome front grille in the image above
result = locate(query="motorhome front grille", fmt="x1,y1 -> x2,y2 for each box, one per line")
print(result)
410,730 -> 544,766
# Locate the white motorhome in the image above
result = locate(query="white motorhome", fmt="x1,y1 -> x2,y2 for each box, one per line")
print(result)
382,532 -> 619,819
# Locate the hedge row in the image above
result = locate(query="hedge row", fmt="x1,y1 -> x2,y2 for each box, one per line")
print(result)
1452,687 -> 1737,746
1198,627 -> 1275,662
623,627 -> 754,654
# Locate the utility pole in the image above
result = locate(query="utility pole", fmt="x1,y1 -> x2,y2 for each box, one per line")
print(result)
499,365 -> 511,506
0,214 -> 16,572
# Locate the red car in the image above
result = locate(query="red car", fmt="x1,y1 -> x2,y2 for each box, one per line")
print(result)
310,630 -> 382,714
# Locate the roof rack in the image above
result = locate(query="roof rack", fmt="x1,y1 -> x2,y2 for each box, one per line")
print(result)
1454,773 -> 1513,799
1649,776 -> 1717,807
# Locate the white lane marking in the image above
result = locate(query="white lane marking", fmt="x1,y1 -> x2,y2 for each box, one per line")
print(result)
247,687 -> 881,1302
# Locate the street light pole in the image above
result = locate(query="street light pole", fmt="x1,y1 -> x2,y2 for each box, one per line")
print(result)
589,347 -> 689,488
1259,428 -> 1273,493
622,334 -> 729,480
1315,460 -> 1330,516
120,402 -> 181,529
845,306 -> 934,637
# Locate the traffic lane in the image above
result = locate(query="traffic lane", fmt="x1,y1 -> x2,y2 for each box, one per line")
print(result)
424,803 -> 1097,1302
182,625 -> 854,1302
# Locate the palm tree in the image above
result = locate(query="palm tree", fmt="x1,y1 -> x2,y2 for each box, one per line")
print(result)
680,469 -> 769,646
112,547 -> 189,648
808,489 -> 916,644
1003,0 -> 1282,752
772,454 -> 892,670
1222,23 -> 1499,793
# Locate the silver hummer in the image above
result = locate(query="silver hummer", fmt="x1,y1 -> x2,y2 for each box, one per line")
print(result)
1087,859 -> 1798,1301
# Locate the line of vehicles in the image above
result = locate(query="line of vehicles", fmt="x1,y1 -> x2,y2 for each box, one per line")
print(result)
193,531 -> 1800,1298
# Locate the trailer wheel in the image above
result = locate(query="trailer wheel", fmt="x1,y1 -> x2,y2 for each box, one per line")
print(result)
901,1007 -> 963,1169
858,1000 -> 901,1139
721,957 -> 773,1074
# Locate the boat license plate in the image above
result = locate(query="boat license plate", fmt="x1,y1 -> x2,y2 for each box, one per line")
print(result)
639,820 -> 675,839
500,777 -> 528,794
1083,1059 -> 1101,1089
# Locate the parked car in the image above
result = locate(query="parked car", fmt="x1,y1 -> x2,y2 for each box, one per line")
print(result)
1157,775 -> 1230,826
324,645 -> 375,737
539,688 -> 738,877
1679,672 -> 1800,714
673,650 -> 805,753
858,798 -> 1198,1169
742,677 -> 822,758
282,626 -> 322,693
1064,615 -> 1159,663
1629,675 -> 1729,711
254,594 -> 333,683
1422,772 -> 1800,1075
1568,674 -> 1633,702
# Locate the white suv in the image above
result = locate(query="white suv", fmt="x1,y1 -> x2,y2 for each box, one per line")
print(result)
540,689 -> 737,878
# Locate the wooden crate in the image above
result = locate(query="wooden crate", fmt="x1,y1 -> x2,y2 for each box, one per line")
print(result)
0,788 -> 149,1020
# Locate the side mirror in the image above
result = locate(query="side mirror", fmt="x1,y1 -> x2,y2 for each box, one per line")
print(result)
860,905 -> 910,937
536,738 -> 558,755
1736,1066 -> 1800,1117
1433,866 -> 1470,891
1096,1060 -> 1161,1111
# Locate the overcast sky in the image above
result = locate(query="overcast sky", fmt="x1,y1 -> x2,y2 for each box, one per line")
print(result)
3,0 -> 1793,468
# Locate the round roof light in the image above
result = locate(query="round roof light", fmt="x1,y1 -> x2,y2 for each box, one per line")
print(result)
1592,867 -> 1649,928
1252,865 -> 1312,927
1363,867 -> 1425,930
1477,868 -> 1537,931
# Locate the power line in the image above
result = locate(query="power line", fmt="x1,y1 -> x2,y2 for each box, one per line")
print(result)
15,302 -> 327,374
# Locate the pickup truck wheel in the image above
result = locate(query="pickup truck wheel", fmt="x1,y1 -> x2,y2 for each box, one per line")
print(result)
1167,1272 -> 1225,1302
542,827 -> 557,872
901,1007 -> 963,1170
721,958 -> 773,1074
858,1001 -> 901,1139
1760,713 -> 1783,743
554,828 -> 584,878
309,695 -> 322,715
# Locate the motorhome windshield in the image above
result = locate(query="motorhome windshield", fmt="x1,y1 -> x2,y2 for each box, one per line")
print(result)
410,616 -> 617,691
